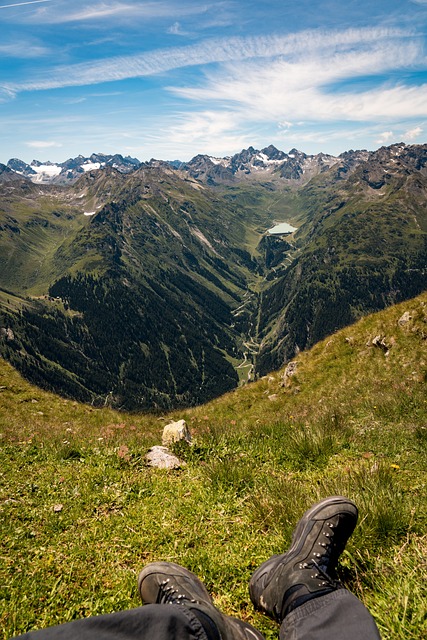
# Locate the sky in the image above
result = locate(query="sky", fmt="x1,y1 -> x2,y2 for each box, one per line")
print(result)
1,0 -> 427,163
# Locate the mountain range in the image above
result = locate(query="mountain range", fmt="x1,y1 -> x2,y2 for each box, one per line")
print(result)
1,142 -> 426,409
6,153 -> 141,185
6,144 -> 360,186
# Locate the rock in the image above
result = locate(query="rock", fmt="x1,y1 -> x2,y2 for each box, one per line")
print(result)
280,361 -> 298,387
145,446 -> 184,469
268,394 -> 278,401
162,419 -> 191,446
284,361 -> 297,378
371,335 -> 390,353
0,327 -> 14,341
398,311 -> 412,326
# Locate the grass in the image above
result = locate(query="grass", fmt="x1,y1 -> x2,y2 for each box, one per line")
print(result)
1,292 -> 427,639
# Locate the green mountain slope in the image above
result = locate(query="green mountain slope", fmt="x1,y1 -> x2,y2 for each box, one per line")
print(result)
1,292 -> 426,639
0,166 -> 89,293
0,165 -> 264,409
256,143 -> 427,374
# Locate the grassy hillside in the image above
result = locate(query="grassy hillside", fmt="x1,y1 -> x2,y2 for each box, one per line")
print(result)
1,293 -> 427,639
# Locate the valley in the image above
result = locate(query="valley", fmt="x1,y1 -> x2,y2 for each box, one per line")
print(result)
1,142 -> 426,410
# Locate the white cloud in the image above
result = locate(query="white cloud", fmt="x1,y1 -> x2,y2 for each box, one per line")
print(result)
167,21 -> 189,36
3,25 -> 427,159
169,37 -> 427,125
26,140 -> 63,148
16,1 -> 210,24
403,125 -> 423,139
0,86 -> 17,102
0,0 -> 51,9
375,131 -> 394,144
171,111 -> 249,149
58,3 -> 137,22
0,42 -> 49,58
139,110 -> 253,158
5,27 -> 414,94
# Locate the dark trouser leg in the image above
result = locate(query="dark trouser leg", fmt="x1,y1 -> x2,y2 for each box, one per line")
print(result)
13,604 -> 209,640
279,590 -> 381,640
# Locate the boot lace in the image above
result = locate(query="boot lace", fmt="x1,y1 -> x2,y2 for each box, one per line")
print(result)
299,521 -> 343,588
157,578 -> 197,605
310,560 -> 342,589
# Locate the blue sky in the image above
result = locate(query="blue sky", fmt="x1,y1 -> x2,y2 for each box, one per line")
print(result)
1,0 -> 427,163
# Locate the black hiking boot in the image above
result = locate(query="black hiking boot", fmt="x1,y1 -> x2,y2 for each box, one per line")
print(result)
138,561 -> 264,640
249,496 -> 358,622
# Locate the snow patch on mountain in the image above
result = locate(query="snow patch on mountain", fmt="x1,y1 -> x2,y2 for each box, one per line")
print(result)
82,162 -> 102,172
31,164 -> 63,180
6,153 -> 142,185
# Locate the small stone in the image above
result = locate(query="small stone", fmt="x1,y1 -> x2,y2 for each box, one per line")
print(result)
284,362 -> 298,378
398,311 -> 412,326
53,504 -> 63,513
371,335 -> 390,352
145,446 -> 184,470
0,327 -> 14,341
162,419 -> 191,446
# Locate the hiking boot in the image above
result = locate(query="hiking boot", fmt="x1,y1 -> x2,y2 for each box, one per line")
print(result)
138,561 -> 264,640
249,496 -> 358,622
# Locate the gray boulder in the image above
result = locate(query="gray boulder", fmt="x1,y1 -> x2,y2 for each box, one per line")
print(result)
145,446 -> 184,469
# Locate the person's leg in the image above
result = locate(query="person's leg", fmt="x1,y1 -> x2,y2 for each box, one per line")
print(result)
138,561 -> 264,640
14,562 -> 265,640
278,590 -> 380,640
249,496 -> 381,640
13,604 -> 210,640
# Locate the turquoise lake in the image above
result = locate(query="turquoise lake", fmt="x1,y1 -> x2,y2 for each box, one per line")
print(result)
267,222 -> 297,235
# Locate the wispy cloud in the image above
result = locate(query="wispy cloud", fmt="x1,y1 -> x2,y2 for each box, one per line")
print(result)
161,110 -> 250,152
167,21 -> 190,36
403,125 -> 423,139
0,0 -> 51,9
4,27 -> 415,94
0,87 -> 17,102
375,131 -> 394,144
169,34 -> 427,125
26,140 -> 62,148
0,41 -> 49,57
2,22 -> 426,161
12,0 -> 210,24
120,110 -> 252,159
43,2 -> 147,23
